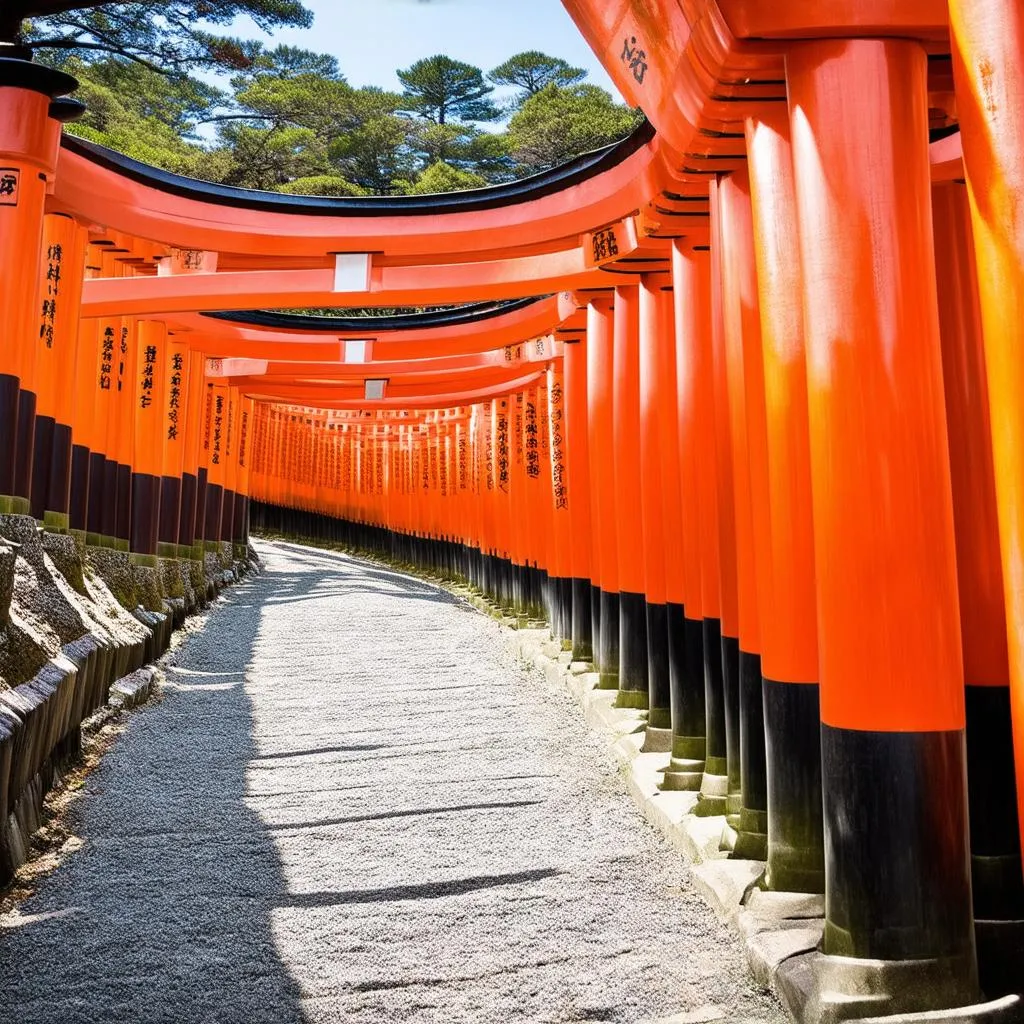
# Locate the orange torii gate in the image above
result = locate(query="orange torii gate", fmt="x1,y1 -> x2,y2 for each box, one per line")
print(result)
3,0 -> 1024,1016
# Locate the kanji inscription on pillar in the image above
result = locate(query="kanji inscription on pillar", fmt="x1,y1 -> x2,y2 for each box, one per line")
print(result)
0,168 -> 19,206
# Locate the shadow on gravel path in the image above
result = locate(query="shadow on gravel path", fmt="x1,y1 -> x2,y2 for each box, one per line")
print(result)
0,569 -> 311,1024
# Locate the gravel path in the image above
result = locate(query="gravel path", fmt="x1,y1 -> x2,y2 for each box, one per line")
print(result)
1,539 -> 786,1024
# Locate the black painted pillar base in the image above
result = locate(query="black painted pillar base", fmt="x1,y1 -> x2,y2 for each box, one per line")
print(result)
14,389 -> 36,506
47,422 -> 72,523
69,443 -> 90,533
86,452 -> 106,538
821,723 -> 976,956
722,633 -> 742,828
763,678 -> 825,893
204,482 -> 224,545
116,463 -> 132,545
194,468 -> 209,551
0,373 -> 19,500
178,471 -> 198,551
616,591 -> 648,709
159,475 -> 182,552
729,649 -> 768,860
30,413 -> 55,521
101,458 -> 119,539
695,617 -> 728,816
221,488 -> 236,544
597,589 -> 620,689
571,576 -> 594,662
645,600 -> 671,729
130,472 -> 160,557
964,683 -> 1024,996
661,611 -> 707,792
559,577 -> 573,645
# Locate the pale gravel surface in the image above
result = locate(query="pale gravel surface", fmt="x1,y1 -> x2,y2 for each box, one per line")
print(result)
0,539 -> 786,1024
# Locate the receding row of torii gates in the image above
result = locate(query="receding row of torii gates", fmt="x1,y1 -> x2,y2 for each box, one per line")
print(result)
3,0 -> 1024,1019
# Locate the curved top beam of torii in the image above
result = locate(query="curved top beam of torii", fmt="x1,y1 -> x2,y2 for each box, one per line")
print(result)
51,121 -> 690,260
170,293 -> 583,361
236,366 -> 547,412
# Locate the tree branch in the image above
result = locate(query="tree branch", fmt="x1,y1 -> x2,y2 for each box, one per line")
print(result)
29,35 -> 171,74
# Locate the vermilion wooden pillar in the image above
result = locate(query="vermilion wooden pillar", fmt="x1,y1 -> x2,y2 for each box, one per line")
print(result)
564,332 -> 594,660
660,241 -> 708,792
638,276 -> 672,735
696,178 -> 737,818
949,0 -> 1024,904
547,364 -> 573,640
0,59 -> 77,515
158,338 -> 189,558
788,38 -> 977,1012
587,298 -> 619,685
613,285 -> 648,709
130,320 -> 166,559
510,391 -> 529,613
745,107 -> 824,893
717,169 -> 769,857
656,276 -> 688,751
32,213 -> 87,531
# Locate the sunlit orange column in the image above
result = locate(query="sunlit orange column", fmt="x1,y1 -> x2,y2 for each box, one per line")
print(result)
696,178 -> 737,817
787,39 -> 976,1006
232,389 -> 254,549
656,274 -> 687,754
563,330 -> 594,659
130,320 -> 167,560
494,396 -> 514,605
0,59 -> 78,514
949,0 -> 1024,901
744,108 -> 823,893
509,390 -> 529,613
547,364 -> 573,639
586,299 -> 617,676
31,213 -> 87,530
202,382 -> 226,553
660,241 -> 709,792
613,285 -> 647,708
638,276 -> 671,733
180,352 -> 207,560
158,338 -> 189,557
717,169 -> 768,858
108,300 -> 138,549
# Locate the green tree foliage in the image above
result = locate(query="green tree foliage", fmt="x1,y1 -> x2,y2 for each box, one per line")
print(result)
23,7 -> 641,197
396,161 -> 489,196
489,51 -> 586,106
397,55 -> 499,125
506,83 -> 643,173
61,55 -> 233,178
275,175 -> 367,197
5,2 -> 313,75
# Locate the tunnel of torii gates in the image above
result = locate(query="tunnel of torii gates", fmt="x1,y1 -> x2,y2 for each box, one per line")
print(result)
4,0 -> 1024,1017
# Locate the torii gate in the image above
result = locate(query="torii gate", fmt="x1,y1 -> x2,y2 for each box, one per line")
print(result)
2,0 -> 1024,1017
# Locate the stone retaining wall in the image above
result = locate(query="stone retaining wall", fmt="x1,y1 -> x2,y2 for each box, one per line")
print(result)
0,514 -> 258,886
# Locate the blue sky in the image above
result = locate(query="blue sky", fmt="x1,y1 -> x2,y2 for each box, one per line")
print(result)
228,0 -> 622,105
